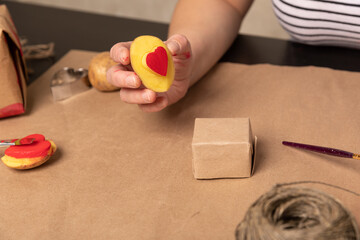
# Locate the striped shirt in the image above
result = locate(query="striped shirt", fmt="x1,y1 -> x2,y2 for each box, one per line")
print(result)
272,0 -> 360,49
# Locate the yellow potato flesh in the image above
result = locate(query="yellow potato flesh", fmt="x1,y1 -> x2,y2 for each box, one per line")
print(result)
130,36 -> 174,92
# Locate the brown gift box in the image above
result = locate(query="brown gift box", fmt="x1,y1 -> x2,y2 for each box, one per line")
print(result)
0,4 -> 27,118
192,118 -> 255,179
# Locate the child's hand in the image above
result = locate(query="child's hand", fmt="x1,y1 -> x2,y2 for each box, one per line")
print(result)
107,34 -> 193,112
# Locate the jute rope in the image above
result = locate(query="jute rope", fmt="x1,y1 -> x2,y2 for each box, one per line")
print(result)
235,181 -> 360,240
21,41 -> 55,60
20,38 -> 55,76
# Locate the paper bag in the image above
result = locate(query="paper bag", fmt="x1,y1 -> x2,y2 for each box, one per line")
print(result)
0,4 -> 27,118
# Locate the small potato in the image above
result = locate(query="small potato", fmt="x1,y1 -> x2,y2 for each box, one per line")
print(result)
88,51 -> 119,91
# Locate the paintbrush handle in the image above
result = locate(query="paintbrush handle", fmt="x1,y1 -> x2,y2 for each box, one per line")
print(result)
0,139 -> 17,147
0,138 -> 35,147
282,141 -> 356,159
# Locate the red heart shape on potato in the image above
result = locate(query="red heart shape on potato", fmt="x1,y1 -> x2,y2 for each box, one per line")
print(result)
145,46 -> 168,76
5,134 -> 51,158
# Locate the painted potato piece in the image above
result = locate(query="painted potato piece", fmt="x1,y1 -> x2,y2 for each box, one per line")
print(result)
130,35 -> 174,92
1,134 -> 56,170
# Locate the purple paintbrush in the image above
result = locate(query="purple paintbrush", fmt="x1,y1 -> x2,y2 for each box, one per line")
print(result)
282,141 -> 360,160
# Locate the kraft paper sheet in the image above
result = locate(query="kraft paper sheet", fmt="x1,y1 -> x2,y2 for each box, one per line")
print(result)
0,50 -> 359,239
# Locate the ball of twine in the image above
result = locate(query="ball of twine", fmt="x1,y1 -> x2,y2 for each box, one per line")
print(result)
235,184 -> 359,240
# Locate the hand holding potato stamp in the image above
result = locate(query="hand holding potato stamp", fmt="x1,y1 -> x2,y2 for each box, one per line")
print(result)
89,35 -> 174,93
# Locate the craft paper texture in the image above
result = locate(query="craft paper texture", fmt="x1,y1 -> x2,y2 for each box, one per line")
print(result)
0,50 -> 359,240
0,5 -> 27,118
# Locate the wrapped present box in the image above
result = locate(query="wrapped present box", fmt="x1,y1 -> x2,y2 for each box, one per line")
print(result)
192,118 -> 256,179
0,4 -> 27,118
